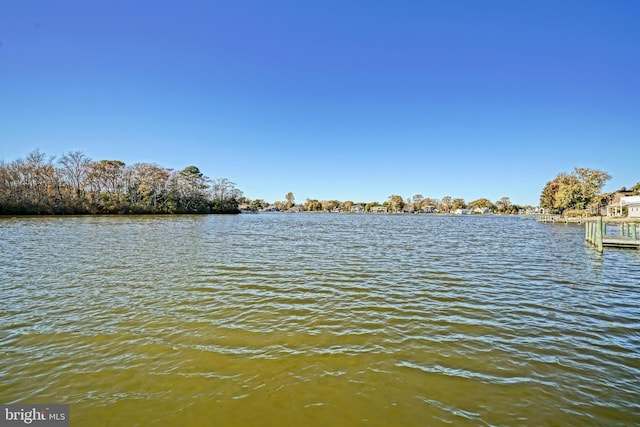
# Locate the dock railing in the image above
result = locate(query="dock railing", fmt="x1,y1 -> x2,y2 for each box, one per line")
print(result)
537,215 -> 561,223
585,217 -> 640,252
536,214 -> 587,224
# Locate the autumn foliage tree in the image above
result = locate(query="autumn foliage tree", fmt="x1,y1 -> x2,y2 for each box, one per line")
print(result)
468,198 -> 494,210
388,195 -> 405,213
540,167 -> 611,214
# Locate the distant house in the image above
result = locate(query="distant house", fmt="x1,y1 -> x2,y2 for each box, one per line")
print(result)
628,202 -> 640,219
454,208 -> 469,215
371,206 -> 387,214
473,207 -> 490,215
350,204 -> 365,213
605,190 -> 635,216
523,206 -> 545,215
421,205 -> 436,213
621,196 -> 640,218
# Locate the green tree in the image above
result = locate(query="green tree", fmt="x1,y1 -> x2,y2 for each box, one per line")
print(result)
128,163 -> 171,212
495,196 -> 512,213
365,201 -> 380,212
250,199 -> 267,211
211,178 -> 242,213
412,194 -> 424,212
388,195 -> 404,213
574,168 -> 611,203
322,200 -> 340,212
540,168 -> 611,213
176,165 -> 210,212
555,178 -> 584,210
451,198 -> 466,211
285,192 -> 295,210
439,196 -> 452,213
540,174 -> 567,213
468,198 -> 494,211
500,196 -> 511,209
304,198 -> 322,211
405,197 -> 413,212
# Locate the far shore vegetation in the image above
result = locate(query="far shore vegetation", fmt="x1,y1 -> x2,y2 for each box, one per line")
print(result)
1,151 -> 638,218
259,192 -> 524,215
0,150 -> 242,215
253,168 -> 638,218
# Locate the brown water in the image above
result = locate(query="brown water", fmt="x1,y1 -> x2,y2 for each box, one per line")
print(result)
1,214 -> 639,426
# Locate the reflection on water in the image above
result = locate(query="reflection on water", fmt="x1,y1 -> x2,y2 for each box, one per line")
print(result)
1,214 -> 639,426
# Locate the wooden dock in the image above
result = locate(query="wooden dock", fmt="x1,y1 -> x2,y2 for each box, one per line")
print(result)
585,217 -> 640,252
537,215 -> 561,223
536,215 -> 586,224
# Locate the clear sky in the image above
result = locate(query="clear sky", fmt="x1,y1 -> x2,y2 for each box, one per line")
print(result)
1,0 -> 638,206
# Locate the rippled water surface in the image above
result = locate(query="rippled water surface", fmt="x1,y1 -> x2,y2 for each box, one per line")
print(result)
1,214 -> 639,426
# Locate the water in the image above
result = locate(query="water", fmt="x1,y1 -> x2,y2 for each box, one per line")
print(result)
1,214 -> 639,426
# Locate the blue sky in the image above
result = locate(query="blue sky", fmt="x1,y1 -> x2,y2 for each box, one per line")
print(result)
1,0 -> 638,206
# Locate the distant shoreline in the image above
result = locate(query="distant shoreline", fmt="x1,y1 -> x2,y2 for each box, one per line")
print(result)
3,211 -> 638,224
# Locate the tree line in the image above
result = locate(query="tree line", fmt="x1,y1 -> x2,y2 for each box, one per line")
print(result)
0,150 -> 243,215
6,152 -> 625,217
252,192 -> 524,214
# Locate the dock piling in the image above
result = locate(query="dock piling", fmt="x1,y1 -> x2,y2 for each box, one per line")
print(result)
595,217 -> 603,252
584,217 -> 640,251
